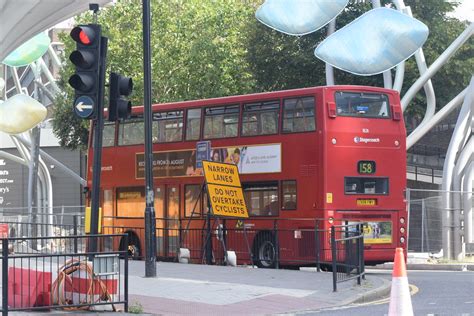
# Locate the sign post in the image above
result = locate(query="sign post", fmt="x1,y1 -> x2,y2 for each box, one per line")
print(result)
202,161 -> 249,264
196,141 -> 211,169
142,0 -> 156,277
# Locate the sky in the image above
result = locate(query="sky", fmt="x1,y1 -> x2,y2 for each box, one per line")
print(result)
449,0 -> 474,21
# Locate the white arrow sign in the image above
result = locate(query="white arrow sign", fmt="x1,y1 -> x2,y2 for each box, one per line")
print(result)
75,101 -> 93,112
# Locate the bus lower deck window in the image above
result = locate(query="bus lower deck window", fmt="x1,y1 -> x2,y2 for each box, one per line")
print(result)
243,182 -> 279,216
185,184 -> 202,217
344,177 -> 389,195
282,180 -> 297,210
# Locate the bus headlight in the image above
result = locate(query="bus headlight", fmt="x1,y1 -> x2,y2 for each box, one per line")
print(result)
400,237 -> 405,243
400,217 -> 405,224
331,138 -> 337,145
400,227 -> 405,234
395,140 -> 400,146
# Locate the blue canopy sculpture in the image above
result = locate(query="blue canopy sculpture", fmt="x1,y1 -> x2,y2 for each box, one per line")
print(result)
314,8 -> 429,75
256,0 -> 349,36
2,32 -> 51,67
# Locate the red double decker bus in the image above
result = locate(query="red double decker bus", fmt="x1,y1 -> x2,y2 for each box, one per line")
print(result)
89,85 -> 407,266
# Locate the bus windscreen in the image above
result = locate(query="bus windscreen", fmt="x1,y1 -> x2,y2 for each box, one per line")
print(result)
335,91 -> 390,118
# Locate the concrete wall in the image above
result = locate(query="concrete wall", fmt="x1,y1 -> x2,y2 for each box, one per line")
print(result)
0,147 -> 84,209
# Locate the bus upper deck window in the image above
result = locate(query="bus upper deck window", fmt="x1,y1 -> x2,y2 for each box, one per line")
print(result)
282,97 -> 316,133
203,105 -> 239,139
335,91 -> 391,118
118,116 -> 145,146
153,111 -> 183,143
99,122 -> 115,147
242,100 -> 279,136
186,108 -> 201,141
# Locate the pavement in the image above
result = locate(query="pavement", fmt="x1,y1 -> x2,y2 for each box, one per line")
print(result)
9,253 -> 474,315
124,260 -> 390,315
124,252 -> 474,315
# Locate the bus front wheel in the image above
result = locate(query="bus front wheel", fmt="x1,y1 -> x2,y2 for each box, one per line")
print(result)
253,233 -> 277,269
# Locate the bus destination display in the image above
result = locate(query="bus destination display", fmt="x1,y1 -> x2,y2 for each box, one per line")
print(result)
358,160 -> 376,174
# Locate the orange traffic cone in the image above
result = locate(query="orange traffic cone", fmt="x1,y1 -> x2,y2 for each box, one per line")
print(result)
388,248 -> 413,316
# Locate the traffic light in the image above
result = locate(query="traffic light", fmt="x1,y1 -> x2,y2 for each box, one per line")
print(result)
108,72 -> 133,121
69,24 -> 103,119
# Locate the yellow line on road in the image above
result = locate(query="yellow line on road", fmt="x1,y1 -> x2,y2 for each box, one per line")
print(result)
355,284 -> 419,306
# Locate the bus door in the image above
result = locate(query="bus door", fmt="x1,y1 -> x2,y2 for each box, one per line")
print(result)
155,184 -> 180,258
102,189 -> 114,235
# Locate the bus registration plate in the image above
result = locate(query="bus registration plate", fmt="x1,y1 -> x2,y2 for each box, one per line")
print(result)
357,199 -> 377,206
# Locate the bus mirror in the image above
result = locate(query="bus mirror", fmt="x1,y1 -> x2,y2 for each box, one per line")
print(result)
392,106 -> 401,121
327,102 -> 336,118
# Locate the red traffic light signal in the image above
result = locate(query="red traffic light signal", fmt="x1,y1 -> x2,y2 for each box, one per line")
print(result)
69,24 -> 105,119
70,26 -> 97,46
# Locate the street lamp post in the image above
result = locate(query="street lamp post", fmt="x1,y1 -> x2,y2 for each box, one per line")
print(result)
142,0 -> 157,277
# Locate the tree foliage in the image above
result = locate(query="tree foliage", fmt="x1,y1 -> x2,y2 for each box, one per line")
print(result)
399,0 -> 473,127
53,0 -> 258,149
53,0 -> 473,149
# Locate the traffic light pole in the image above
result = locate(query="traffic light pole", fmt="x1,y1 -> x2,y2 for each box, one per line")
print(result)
143,0 -> 157,277
89,37 -> 108,253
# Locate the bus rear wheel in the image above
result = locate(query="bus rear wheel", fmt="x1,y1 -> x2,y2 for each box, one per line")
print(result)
253,233 -> 276,268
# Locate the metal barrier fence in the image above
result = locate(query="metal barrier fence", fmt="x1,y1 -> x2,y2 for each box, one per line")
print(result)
406,165 -> 443,184
406,188 -> 473,260
1,234 -> 128,315
103,217 -> 365,290
329,223 -> 365,292
0,210 -> 85,240
103,217 -> 366,266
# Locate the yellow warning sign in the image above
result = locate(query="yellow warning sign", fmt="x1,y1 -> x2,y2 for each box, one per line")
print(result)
207,184 -> 248,217
203,161 -> 248,218
203,161 -> 241,187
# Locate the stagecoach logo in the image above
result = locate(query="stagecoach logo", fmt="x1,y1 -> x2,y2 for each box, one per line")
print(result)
354,136 -> 380,144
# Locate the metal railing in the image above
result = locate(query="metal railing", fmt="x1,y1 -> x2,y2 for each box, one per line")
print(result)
103,217 -> 366,291
406,188 -> 473,260
103,217 -> 366,265
407,165 -> 443,184
1,234 -> 128,315
329,223 -> 365,292
407,144 -> 446,158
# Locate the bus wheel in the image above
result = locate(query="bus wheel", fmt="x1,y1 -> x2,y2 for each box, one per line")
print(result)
254,233 -> 276,268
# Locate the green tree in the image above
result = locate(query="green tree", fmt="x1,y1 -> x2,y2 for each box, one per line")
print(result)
246,0 -> 472,128
53,0 -> 258,149
245,1 -> 381,92
54,0 -> 472,148
398,0 -> 473,129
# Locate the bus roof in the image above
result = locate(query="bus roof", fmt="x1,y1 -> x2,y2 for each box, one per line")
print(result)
127,85 -> 399,115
